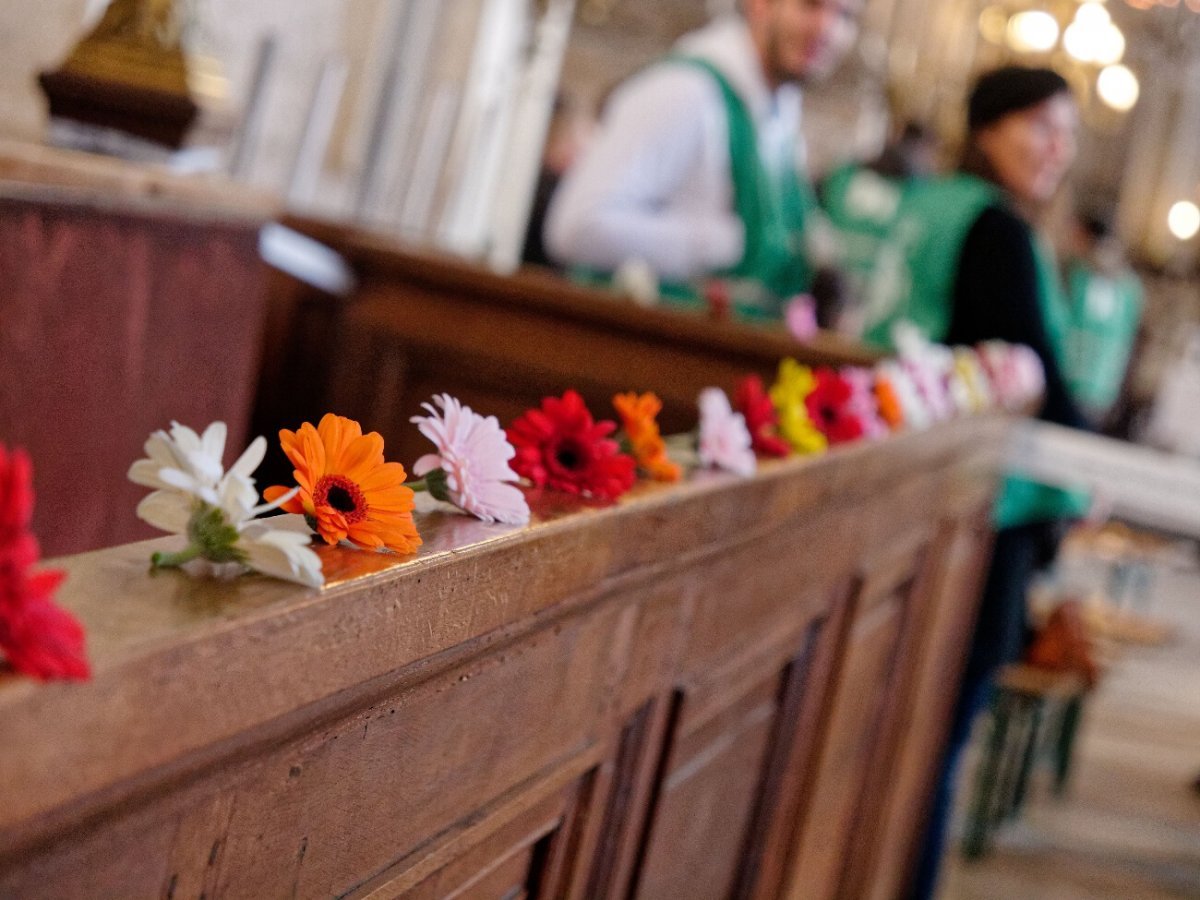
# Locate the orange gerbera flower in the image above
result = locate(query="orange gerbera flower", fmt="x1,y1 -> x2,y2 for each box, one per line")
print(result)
875,376 -> 905,430
264,414 -> 421,554
612,392 -> 681,483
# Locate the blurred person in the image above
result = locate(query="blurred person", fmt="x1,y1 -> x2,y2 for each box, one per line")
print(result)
1060,209 -> 1144,430
545,0 -> 863,319
522,93 -> 596,269
819,120 -> 940,335
895,67 -> 1098,900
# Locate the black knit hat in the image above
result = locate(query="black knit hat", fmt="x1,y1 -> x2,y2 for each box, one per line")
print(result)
968,66 -> 1071,132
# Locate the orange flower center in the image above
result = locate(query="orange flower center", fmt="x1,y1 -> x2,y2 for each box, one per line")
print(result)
314,474 -> 368,523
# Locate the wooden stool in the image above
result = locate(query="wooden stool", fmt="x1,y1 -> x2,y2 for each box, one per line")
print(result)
961,664 -> 1087,859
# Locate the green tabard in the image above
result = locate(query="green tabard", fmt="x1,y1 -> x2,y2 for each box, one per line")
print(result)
616,56 -> 816,320
856,172 -> 1089,526
1060,261 -> 1142,418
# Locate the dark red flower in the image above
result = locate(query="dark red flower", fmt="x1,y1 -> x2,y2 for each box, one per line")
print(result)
0,444 -> 90,681
805,368 -> 866,445
734,375 -> 791,457
507,390 -> 636,500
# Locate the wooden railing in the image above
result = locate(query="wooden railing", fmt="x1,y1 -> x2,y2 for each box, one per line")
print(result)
0,413 -> 1005,900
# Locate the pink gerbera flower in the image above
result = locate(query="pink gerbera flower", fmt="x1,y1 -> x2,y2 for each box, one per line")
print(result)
698,388 -> 757,477
412,394 -> 530,525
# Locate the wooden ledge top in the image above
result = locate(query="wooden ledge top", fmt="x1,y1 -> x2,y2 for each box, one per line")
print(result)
0,138 -> 279,223
0,414 -> 1010,854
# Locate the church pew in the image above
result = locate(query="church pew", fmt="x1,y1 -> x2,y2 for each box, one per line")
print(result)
0,141 -> 275,556
0,412 -> 1006,899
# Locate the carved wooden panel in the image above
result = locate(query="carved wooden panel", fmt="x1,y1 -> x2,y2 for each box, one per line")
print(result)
782,543 -> 929,900
857,511 -> 996,900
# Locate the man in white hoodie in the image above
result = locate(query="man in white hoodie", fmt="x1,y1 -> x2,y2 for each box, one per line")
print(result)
545,0 -> 862,317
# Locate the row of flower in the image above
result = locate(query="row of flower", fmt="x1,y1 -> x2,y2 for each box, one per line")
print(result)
1,335 -> 1042,682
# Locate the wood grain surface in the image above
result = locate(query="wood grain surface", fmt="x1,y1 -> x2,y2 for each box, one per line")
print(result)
0,413 -> 1007,899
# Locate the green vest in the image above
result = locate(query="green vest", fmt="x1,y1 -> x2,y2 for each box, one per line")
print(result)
1061,261 -> 1142,417
859,173 -> 999,348
821,162 -> 912,317
993,238 -> 1091,529
578,57 -> 815,321
856,172 -> 1089,527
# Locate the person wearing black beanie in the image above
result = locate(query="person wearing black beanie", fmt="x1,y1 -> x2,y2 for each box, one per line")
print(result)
896,66 -> 1096,900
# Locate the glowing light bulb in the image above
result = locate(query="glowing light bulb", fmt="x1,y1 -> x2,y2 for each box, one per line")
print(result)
1094,24 -> 1126,65
1097,64 -> 1139,111
1075,2 -> 1111,29
1007,10 -> 1060,52
1064,22 -> 1094,61
1168,201 -> 1200,241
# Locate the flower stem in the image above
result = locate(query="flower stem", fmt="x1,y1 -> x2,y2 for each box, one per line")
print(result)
406,478 -> 429,493
151,544 -> 202,569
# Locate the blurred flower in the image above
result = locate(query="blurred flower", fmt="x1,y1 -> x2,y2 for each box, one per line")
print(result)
784,295 -> 819,341
266,414 -> 421,555
770,358 -> 828,454
697,388 -> 756,476
0,586 -> 90,681
805,367 -> 866,444
952,348 -> 994,413
0,444 -> 89,681
894,325 -> 957,422
410,394 -> 530,524
978,341 -> 1045,410
734,375 -> 791,457
840,367 -> 889,441
613,392 -> 682,482
874,372 -> 906,430
508,390 -> 636,500
876,361 -> 931,430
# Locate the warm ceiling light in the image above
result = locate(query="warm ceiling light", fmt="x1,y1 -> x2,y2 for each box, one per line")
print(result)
1076,2 -> 1112,29
1097,64 -> 1139,110
1064,22 -> 1094,60
1093,24 -> 1126,65
1065,3 -> 1127,64
1168,201 -> 1200,241
1007,10 -> 1060,52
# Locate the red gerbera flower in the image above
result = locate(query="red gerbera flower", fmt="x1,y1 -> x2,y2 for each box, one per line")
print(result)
734,375 -> 792,457
0,444 -> 90,681
805,368 -> 867,445
507,390 -> 636,500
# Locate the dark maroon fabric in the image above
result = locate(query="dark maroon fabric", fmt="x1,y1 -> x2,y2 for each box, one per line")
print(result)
0,197 -> 267,556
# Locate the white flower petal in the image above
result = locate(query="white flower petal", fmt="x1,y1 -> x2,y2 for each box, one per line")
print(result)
158,467 -> 201,493
230,435 -> 267,480
127,459 -> 173,491
136,491 -> 192,534
200,421 -> 228,465
238,523 -> 324,587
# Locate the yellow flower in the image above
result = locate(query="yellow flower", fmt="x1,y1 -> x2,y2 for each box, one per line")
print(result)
769,358 -> 828,454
